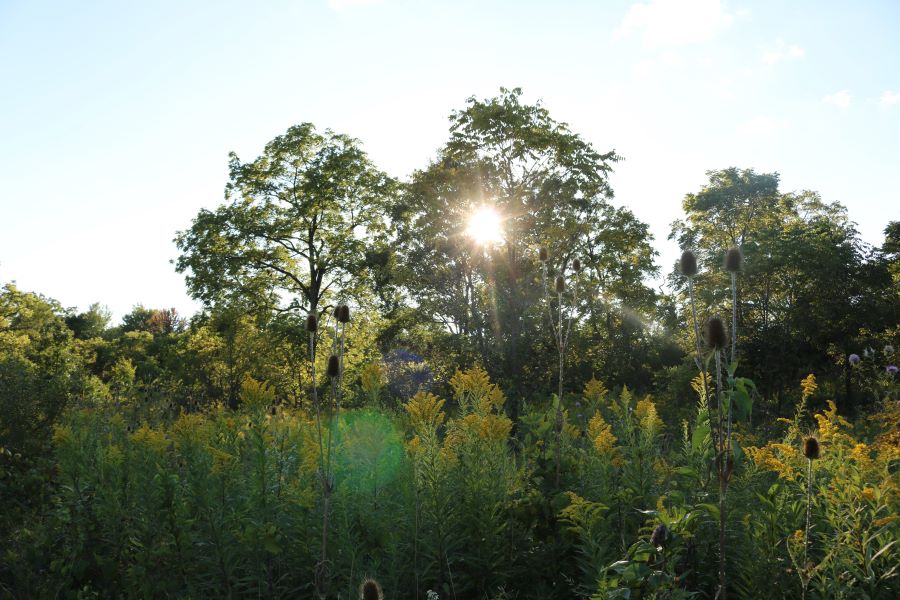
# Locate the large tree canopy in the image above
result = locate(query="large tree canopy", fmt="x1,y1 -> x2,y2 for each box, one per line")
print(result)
669,168 -> 895,413
394,88 -> 658,409
175,123 -> 395,320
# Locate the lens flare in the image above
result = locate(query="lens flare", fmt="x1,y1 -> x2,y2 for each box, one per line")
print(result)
466,206 -> 504,245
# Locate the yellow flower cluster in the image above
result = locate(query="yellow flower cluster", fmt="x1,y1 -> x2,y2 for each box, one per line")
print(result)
850,443 -> 873,471
477,413 -> 513,441
746,444 -> 797,480
874,515 -> 900,528
583,378 -> 608,406
610,385 -> 633,418
360,362 -> 384,396
800,373 -> 818,401
587,413 -> 617,456
405,391 -> 445,433
452,411 -> 513,443
748,387 -> 899,530
450,365 -> 505,415
871,399 -> 900,463
173,413 -> 206,443
636,396 -> 663,433
408,435 -> 422,454
131,424 -> 169,454
239,376 -> 275,411
814,400 -> 850,442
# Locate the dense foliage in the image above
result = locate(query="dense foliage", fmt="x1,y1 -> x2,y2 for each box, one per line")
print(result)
2,89 -> 897,599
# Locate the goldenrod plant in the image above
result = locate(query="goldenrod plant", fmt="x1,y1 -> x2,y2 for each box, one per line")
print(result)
745,381 -> 899,598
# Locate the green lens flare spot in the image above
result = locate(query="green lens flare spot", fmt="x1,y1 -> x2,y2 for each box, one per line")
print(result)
334,409 -> 404,495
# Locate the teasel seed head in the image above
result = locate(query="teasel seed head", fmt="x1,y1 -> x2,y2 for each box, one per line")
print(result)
306,314 -> 318,333
680,250 -> 698,277
572,257 -> 582,273
360,578 -> 383,600
650,523 -> 669,549
338,304 -> 351,323
704,316 -> 727,350
724,246 -> 743,272
555,275 -> 565,293
539,246 -> 548,262
327,355 -> 340,379
803,436 -> 820,460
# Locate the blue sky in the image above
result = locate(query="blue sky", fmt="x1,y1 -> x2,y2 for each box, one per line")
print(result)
1,0 -> 898,321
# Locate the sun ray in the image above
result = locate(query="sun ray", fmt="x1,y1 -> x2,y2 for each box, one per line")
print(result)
466,206 -> 504,245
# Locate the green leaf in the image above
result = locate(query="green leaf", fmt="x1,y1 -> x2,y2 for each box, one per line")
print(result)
697,503 -> 720,520
692,422 -> 711,451
872,540 -> 896,562
727,359 -> 739,377
608,560 -> 631,574
731,379 -> 753,421
674,466 -> 697,477
263,535 -> 281,555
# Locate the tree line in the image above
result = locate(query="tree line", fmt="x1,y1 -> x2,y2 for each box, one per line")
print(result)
3,87 -> 897,464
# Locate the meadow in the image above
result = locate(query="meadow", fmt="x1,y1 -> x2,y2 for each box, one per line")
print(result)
1,89 -> 897,599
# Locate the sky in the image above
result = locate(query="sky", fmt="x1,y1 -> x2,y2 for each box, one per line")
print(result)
1,0 -> 898,322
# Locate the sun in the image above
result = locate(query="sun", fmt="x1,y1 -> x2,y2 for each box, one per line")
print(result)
466,206 -> 504,245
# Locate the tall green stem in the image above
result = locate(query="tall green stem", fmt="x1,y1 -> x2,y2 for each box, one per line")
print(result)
688,279 -> 717,453
309,324 -> 330,599
731,272 -> 737,365
803,458 -> 813,599
555,290 -> 564,487
715,348 -> 727,600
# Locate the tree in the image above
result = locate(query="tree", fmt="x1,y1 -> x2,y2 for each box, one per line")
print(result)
669,169 -> 893,414
0,283 -> 83,454
396,88 -> 657,417
65,303 -> 111,340
175,124 -> 395,327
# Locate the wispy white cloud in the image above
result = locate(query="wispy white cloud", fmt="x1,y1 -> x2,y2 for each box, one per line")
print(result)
822,90 -> 851,108
880,90 -> 900,106
736,116 -> 789,137
763,39 -> 805,64
614,0 -> 734,49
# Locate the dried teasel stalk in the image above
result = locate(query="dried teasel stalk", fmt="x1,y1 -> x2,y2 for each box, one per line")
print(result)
555,275 -> 565,293
803,436 -> 820,460
724,246 -> 743,272
360,578 -> 383,600
680,249 -> 698,277
705,316 -> 727,350
326,355 -> 340,379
